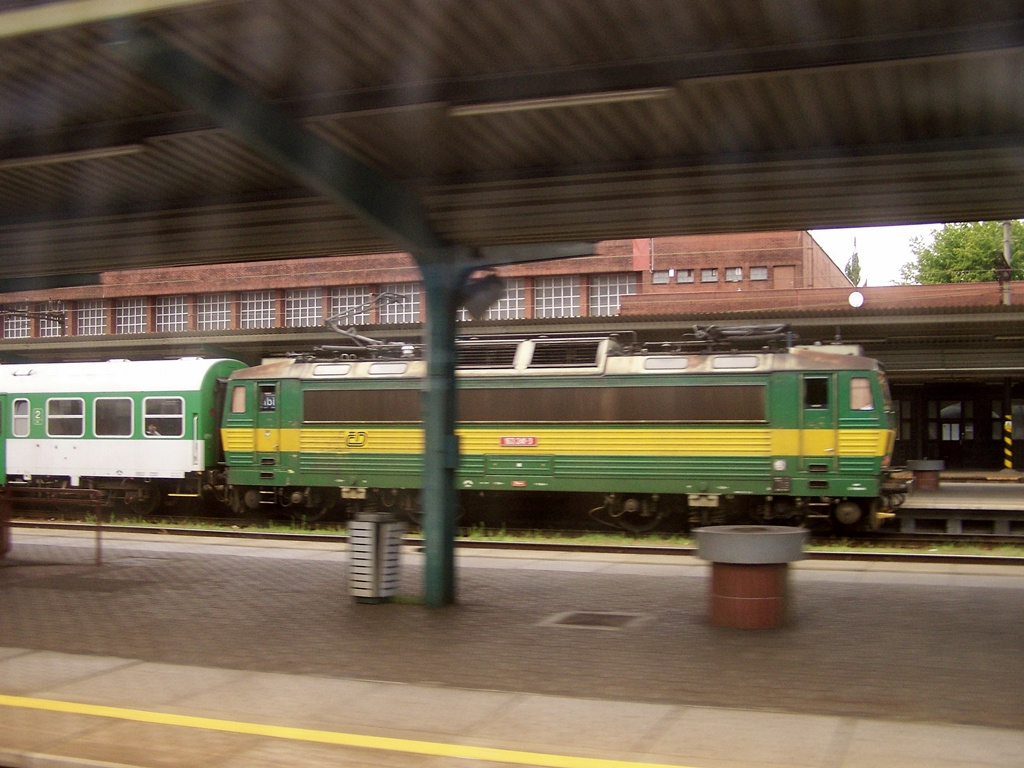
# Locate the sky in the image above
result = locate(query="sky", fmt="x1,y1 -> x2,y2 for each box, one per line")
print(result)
809,224 -> 943,286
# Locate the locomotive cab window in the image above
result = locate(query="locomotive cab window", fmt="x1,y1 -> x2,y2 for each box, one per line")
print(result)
849,377 -> 874,411
230,385 -> 247,414
258,384 -> 277,411
94,397 -> 133,437
12,398 -> 29,437
47,398 -> 85,437
804,378 -> 830,409
143,397 -> 184,437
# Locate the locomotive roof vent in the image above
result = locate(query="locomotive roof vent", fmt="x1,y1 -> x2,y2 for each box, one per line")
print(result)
528,338 -> 603,368
456,340 -> 519,369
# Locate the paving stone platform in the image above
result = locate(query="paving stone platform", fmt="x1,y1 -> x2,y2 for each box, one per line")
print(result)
1,528 -> 1022,767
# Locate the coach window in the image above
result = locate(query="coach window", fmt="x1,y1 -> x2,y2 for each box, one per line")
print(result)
47,398 -> 85,437
94,397 -> 133,437
849,377 -> 874,411
12,399 -> 30,437
230,385 -> 247,414
143,397 -> 184,437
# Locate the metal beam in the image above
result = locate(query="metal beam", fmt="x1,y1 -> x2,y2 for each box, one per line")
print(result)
0,0 -> 217,39
113,25 -> 449,257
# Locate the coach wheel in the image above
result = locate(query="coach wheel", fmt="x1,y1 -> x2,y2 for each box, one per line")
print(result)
127,485 -> 162,516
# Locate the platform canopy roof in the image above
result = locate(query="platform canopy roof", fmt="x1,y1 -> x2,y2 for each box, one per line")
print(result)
2,0 -> 1024,289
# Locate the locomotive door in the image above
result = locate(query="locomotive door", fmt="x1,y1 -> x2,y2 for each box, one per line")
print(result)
255,382 -> 280,465
800,374 -> 837,472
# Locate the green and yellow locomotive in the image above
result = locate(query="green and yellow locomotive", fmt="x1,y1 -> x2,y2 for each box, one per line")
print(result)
221,333 -> 899,531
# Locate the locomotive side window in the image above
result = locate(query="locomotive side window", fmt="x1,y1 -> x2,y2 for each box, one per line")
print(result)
804,378 -> 829,409
47,398 -> 85,437
303,384 -> 765,423
143,397 -> 184,437
12,398 -> 29,437
230,385 -> 247,414
94,397 -> 133,437
849,377 -> 874,411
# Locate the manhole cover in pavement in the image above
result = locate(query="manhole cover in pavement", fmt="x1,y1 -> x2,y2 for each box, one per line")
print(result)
540,611 -> 649,630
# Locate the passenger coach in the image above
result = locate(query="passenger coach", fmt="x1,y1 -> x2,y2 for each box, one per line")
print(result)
221,335 -> 899,531
0,358 -> 245,512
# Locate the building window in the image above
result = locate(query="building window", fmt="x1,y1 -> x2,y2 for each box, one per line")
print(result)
896,400 -> 913,442
3,304 -> 30,339
927,400 -> 973,442
486,277 -> 526,320
379,283 -> 420,324
115,298 -> 148,334
457,277 -> 526,322
750,266 -> 769,281
77,300 -> 107,336
197,293 -> 232,331
1001,400 -> 1024,441
39,301 -> 67,337
240,291 -> 276,329
725,267 -> 743,283
589,273 -> 637,316
651,270 -> 671,285
700,268 -> 718,283
285,288 -> 322,327
156,296 -> 189,333
677,269 -> 694,284
329,286 -> 372,325
535,276 -> 581,318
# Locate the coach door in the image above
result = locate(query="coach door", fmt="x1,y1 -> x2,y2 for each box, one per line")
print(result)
0,394 -> 5,479
800,374 -> 837,473
255,382 -> 280,465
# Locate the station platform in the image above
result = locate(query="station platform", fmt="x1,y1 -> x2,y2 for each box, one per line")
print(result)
1,528 -> 1023,768
894,472 -> 1024,534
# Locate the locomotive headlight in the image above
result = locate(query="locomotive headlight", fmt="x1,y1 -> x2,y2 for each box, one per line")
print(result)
773,459 -> 787,472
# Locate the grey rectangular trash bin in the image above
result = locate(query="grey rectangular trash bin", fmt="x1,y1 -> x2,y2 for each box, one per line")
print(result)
348,513 -> 405,602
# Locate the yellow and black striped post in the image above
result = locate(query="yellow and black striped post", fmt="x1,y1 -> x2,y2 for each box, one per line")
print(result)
1005,411 -> 1014,469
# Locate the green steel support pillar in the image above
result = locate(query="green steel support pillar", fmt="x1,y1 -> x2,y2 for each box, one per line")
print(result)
418,261 -> 470,607
116,26 -> 595,607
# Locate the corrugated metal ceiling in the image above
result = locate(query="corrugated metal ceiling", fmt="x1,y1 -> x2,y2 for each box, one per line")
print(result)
1,0 -> 1023,283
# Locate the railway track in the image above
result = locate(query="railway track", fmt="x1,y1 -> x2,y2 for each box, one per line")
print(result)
7,518 -> 1024,566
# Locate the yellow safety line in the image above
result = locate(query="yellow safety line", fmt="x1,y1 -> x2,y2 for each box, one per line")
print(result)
0,694 -> 695,768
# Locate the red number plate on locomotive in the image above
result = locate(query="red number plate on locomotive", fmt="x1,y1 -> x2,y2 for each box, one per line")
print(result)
500,436 -> 538,447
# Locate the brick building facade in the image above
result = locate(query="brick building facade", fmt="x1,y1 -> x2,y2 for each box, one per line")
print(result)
0,231 -> 848,338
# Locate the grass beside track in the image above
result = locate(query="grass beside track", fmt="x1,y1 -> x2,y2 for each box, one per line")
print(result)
14,512 -> 1024,558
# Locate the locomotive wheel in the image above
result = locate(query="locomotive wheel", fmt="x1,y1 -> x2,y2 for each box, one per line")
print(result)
228,486 -> 253,516
290,488 -> 338,524
609,495 -> 666,533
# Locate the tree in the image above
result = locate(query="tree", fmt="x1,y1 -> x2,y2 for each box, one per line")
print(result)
844,246 -> 863,286
900,221 -> 1024,284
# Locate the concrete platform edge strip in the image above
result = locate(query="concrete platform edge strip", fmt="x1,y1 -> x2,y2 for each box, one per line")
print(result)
0,693 -> 697,768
